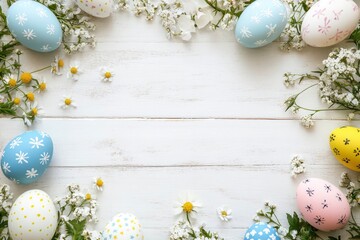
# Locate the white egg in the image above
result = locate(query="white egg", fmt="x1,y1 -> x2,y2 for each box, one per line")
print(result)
102,213 -> 143,240
9,190 -> 58,240
301,0 -> 359,47
73,0 -> 113,18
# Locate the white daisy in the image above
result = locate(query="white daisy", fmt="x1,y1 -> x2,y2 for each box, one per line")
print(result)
217,206 -> 233,222
93,177 -> 104,191
67,62 -> 82,81
174,194 -> 201,220
4,74 -> 17,87
99,66 -> 114,82
51,55 -> 65,75
59,96 -> 77,109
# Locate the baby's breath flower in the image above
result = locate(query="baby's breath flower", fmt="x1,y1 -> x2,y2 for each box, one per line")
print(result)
290,155 -> 305,177
300,115 -> 314,129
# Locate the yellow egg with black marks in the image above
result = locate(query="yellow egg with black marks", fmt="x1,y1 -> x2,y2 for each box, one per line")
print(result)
329,126 -> 360,172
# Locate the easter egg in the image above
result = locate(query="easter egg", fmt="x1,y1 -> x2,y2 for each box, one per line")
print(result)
329,126 -> 360,172
8,189 -> 58,240
296,178 -> 350,231
244,222 -> 280,240
1,131 -> 53,185
301,0 -> 359,47
6,0 -> 62,52
235,0 -> 288,48
102,213 -> 143,240
73,0 -> 113,18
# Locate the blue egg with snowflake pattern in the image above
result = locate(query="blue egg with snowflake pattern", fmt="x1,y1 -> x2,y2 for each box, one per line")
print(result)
244,222 -> 280,240
235,0 -> 288,48
1,131 -> 53,185
6,0 -> 62,52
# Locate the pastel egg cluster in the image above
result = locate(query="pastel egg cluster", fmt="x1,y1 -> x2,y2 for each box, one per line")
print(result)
8,190 -> 58,240
1,131 -> 53,185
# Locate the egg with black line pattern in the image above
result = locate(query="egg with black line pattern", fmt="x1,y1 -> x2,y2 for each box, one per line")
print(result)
8,189 -> 58,240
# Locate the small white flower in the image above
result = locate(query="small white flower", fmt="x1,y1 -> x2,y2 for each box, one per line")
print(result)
99,66 -> 114,82
301,115 -> 314,128
60,96 -> 77,109
67,62 -> 82,81
195,10 -> 212,29
51,55 -> 65,75
290,155 -> 305,177
93,177 -> 104,191
217,206 -> 233,222
174,193 -> 201,219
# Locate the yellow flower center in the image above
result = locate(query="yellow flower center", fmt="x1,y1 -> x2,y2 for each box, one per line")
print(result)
96,178 -> 104,187
20,72 -> 32,84
64,98 -> 72,105
70,67 -> 78,74
85,193 -> 91,200
13,98 -> 21,105
58,59 -> 64,68
221,211 -> 228,217
26,92 -> 35,102
39,82 -> 46,91
8,78 -> 17,87
104,72 -> 112,79
32,108 -> 38,116
182,202 -> 193,213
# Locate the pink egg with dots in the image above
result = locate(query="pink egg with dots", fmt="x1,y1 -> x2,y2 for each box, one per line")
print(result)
296,178 -> 350,232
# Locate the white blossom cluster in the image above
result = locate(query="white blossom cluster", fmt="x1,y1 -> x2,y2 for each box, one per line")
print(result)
279,0 -> 316,51
170,221 -> 223,240
113,0 -> 251,41
290,155 -> 305,177
339,172 -> 360,207
36,0 -> 96,54
0,184 -> 13,240
54,184 -> 100,240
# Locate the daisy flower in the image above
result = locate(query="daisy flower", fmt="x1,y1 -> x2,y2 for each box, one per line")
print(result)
26,92 -> 35,102
217,206 -> 233,222
36,78 -> 47,93
60,96 -> 77,109
99,66 -> 114,82
4,74 -> 17,87
93,177 -> 104,191
67,61 -> 82,81
174,194 -> 201,221
20,72 -> 32,84
51,55 -> 65,75
28,102 -> 44,118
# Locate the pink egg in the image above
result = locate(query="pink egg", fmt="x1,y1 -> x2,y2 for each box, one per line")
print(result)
296,178 -> 350,232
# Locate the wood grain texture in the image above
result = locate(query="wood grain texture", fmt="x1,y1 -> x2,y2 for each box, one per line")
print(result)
0,9 -> 359,240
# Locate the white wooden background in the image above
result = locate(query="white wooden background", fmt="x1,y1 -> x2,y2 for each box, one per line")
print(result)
1,7 -> 359,239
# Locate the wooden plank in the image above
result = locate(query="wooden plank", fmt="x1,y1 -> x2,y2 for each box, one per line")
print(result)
0,119 -> 352,167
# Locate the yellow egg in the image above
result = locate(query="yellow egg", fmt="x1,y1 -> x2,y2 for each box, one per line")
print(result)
329,126 -> 360,172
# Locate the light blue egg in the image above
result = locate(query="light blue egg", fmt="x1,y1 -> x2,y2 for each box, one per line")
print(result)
235,0 -> 288,48
244,222 -> 280,240
1,131 -> 53,185
6,0 -> 62,52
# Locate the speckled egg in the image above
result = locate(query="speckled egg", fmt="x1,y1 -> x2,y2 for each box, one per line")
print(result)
296,178 -> 350,231
235,0 -> 288,48
6,0 -> 62,52
8,189 -> 58,240
330,126 -> 360,172
1,131 -> 53,185
244,222 -> 280,240
73,0 -> 113,18
102,213 -> 143,240
301,0 -> 359,47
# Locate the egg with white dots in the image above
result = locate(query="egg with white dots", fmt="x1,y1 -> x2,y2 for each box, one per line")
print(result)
102,213 -> 143,240
73,0 -> 113,18
6,0 -> 62,52
1,130 -> 53,185
244,222 -> 280,240
8,189 -> 58,240
234,0 -> 288,48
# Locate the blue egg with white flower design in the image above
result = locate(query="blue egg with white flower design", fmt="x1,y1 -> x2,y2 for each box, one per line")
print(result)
235,0 -> 288,48
1,131 -> 53,185
244,222 -> 280,240
6,0 -> 62,52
